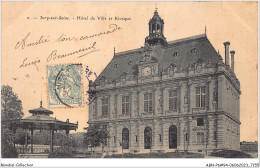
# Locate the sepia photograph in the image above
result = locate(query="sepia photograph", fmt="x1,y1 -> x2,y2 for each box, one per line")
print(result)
1,1 -> 258,167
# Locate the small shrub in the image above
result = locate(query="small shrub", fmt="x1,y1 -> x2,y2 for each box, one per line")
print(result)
210,150 -> 252,158
48,147 -> 74,158
1,141 -> 18,158
104,151 -> 204,158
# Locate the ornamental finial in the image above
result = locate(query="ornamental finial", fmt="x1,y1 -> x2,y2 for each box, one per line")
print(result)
40,91 -> 42,107
155,3 -> 158,12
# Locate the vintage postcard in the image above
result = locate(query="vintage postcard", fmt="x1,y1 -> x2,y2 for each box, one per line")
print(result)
1,1 -> 259,167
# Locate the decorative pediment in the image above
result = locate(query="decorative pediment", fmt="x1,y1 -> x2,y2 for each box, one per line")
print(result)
189,58 -> 207,73
167,63 -> 176,77
138,45 -> 158,64
165,63 -> 183,76
139,54 -> 158,64
168,63 -> 177,70
116,72 -> 128,84
127,75 -> 135,81
138,46 -> 159,78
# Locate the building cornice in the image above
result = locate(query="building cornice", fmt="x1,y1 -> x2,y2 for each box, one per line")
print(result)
89,109 -> 240,125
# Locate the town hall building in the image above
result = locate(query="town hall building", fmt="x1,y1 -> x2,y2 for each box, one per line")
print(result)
88,9 -> 241,154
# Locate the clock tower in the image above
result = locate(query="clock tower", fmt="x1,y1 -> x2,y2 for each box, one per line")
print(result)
138,45 -> 158,78
145,8 -> 167,46
90,7 -> 241,154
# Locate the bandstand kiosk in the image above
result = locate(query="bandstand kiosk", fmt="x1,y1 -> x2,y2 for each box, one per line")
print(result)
9,101 -> 78,154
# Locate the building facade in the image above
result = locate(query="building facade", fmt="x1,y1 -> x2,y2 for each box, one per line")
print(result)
88,9 -> 241,154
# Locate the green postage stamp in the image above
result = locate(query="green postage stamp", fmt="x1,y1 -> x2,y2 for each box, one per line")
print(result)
47,64 -> 83,108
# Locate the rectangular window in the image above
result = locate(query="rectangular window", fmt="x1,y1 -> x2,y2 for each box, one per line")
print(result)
197,118 -> 204,126
185,133 -> 188,141
144,93 -> 153,113
195,86 -> 206,108
135,136 -> 138,142
122,96 -> 130,115
114,136 -> 116,143
102,98 -> 109,117
159,134 -> 162,142
214,131 -> 217,140
169,90 -> 178,111
197,132 -> 204,144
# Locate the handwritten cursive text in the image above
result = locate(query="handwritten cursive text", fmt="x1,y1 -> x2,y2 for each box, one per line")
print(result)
80,24 -> 121,41
19,57 -> 41,71
47,42 -> 99,62
15,32 -> 50,50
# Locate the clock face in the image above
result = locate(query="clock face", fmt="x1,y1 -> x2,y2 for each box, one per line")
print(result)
143,67 -> 152,77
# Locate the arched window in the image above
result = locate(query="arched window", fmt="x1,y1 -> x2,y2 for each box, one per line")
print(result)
152,24 -> 156,33
169,125 -> 177,149
173,52 -> 179,57
122,128 -> 129,149
191,48 -> 197,53
157,24 -> 160,32
144,126 -> 152,149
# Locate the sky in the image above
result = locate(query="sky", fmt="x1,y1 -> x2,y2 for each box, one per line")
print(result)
1,1 -> 258,141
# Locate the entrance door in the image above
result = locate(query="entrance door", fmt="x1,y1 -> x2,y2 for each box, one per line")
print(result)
169,125 -> 177,149
144,126 -> 152,149
122,128 -> 129,149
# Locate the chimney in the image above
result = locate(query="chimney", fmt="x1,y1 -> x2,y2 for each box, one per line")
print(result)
223,42 -> 230,66
230,50 -> 235,72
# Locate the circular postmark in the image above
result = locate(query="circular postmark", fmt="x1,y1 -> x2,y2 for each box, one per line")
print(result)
54,64 -> 82,107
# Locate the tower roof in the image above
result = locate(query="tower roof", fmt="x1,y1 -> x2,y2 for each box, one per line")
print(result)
28,101 -> 53,115
93,34 -> 221,85
150,10 -> 164,23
